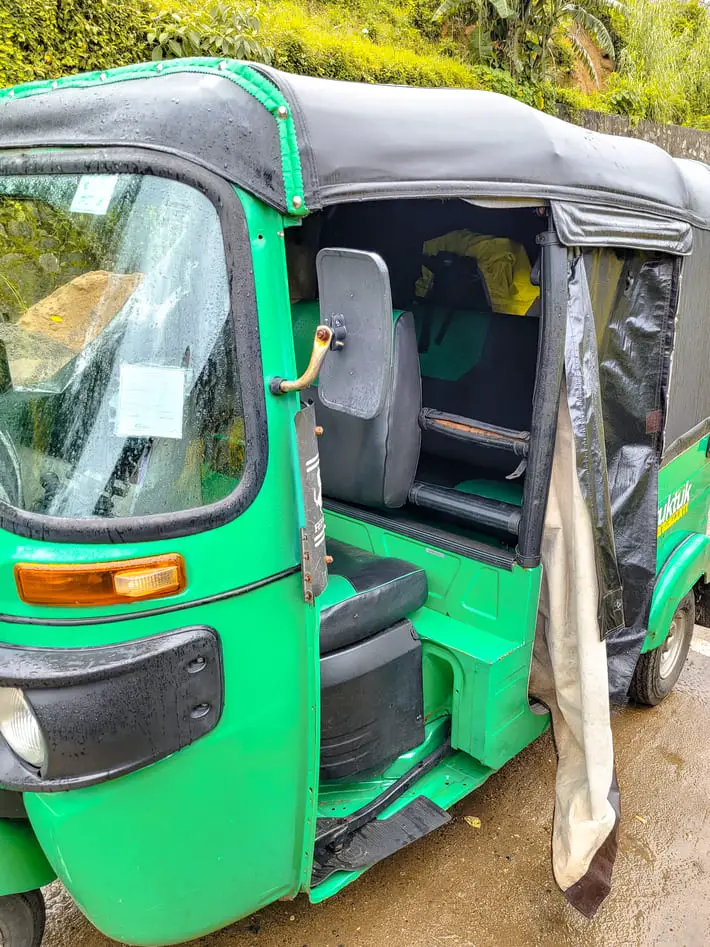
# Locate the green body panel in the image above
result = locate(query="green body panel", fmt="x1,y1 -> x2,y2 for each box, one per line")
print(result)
317,717 -> 453,821
0,192 -> 321,945
456,479 -> 523,505
25,581 -> 314,946
643,431 -> 710,652
0,820 -> 55,896
325,509 -> 549,768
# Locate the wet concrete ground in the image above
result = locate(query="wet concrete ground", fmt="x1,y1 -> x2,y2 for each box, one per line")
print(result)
44,628 -> 710,947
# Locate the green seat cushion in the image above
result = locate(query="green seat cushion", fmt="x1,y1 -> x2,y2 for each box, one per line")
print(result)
413,306 -> 492,381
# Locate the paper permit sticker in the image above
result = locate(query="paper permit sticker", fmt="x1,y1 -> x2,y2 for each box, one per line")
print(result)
117,364 -> 186,440
70,175 -> 118,215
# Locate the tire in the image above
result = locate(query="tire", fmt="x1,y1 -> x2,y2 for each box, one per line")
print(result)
629,592 -> 695,706
0,890 -> 46,947
695,582 -> 710,629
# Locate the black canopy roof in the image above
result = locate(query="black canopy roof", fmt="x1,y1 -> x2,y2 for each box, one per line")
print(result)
1,59 -> 709,229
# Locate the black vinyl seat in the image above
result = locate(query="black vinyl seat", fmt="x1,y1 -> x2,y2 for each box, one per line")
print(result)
291,302 -> 428,779
320,540 -> 428,655
319,540 -> 428,781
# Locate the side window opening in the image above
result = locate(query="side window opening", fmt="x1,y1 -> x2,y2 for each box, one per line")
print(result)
289,198 -> 546,552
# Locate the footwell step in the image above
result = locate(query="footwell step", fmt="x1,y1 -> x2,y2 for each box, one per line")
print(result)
312,795 -> 450,885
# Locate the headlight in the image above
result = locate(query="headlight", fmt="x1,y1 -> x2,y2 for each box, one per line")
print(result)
0,687 -> 48,770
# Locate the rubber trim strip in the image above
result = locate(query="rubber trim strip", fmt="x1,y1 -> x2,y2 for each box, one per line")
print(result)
0,564 -> 300,627
324,500 -> 515,570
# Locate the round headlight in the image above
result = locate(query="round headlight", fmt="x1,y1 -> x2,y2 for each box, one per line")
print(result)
0,687 -> 48,770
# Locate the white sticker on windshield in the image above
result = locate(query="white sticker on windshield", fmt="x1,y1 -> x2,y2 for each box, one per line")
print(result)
70,175 -> 118,215
116,364 -> 185,440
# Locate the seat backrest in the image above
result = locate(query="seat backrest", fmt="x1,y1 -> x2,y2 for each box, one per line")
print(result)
414,305 -> 540,477
292,301 -> 421,508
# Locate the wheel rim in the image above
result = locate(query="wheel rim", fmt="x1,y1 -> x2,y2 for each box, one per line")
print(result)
659,611 -> 688,680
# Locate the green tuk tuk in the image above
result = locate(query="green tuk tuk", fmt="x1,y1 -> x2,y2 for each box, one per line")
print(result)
0,58 -> 708,946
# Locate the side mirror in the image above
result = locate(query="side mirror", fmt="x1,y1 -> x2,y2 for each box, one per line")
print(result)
316,248 -> 393,420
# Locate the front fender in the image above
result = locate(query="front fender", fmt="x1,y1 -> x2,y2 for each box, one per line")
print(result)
643,533 -> 710,653
0,818 -> 55,896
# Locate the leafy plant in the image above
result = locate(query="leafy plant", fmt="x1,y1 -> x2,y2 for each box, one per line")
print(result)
147,3 -> 273,62
603,73 -> 645,121
611,0 -> 710,124
433,0 -> 624,85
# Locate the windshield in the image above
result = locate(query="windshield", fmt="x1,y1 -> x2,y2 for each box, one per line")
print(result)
0,173 -> 244,520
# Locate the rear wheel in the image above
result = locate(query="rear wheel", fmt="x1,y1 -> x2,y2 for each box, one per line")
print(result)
0,890 -> 46,947
629,592 -> 695,706
695,582 -> 710,628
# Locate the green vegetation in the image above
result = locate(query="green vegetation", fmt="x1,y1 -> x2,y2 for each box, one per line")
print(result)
0,0 -> 150,88
558,0 -> 710,125
148,2 -> 273,62
432,0 -> 622,86
1,0 -> 710,129
262,1 -> 554,105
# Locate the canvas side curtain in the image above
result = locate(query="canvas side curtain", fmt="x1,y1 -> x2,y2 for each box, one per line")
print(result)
530,250 -> 677,916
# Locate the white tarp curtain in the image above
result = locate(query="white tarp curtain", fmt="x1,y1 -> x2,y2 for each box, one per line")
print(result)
530,388 -> 619,917
529,254 -> 626,915
531,242 -> 678,914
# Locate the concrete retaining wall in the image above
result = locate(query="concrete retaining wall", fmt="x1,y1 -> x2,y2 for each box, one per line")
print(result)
568,109 -> 710,163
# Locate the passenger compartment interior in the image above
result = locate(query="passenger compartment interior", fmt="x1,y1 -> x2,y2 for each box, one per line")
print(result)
289,198 -> 546,783
290,198 -> 545,552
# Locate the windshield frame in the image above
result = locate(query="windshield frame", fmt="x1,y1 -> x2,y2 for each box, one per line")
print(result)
0,147 -> 267,543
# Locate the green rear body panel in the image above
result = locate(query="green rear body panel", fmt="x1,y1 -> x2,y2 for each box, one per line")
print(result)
643,431 -> 710,652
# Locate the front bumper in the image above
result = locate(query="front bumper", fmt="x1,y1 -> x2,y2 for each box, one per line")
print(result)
0,626 -> 223,791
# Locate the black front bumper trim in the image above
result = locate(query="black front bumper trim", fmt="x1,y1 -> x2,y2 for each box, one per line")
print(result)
0,626 -> 223,792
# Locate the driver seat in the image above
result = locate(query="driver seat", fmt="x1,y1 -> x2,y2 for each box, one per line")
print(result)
291,303 -> 428,780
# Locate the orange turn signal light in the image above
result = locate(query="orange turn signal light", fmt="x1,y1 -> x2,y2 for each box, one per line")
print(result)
15,554 -> 186,607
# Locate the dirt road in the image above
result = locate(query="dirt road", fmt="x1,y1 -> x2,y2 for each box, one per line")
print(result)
43,628 -> 710,947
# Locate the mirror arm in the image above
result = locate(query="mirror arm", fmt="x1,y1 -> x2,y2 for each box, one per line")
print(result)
270,325 -> 334,395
